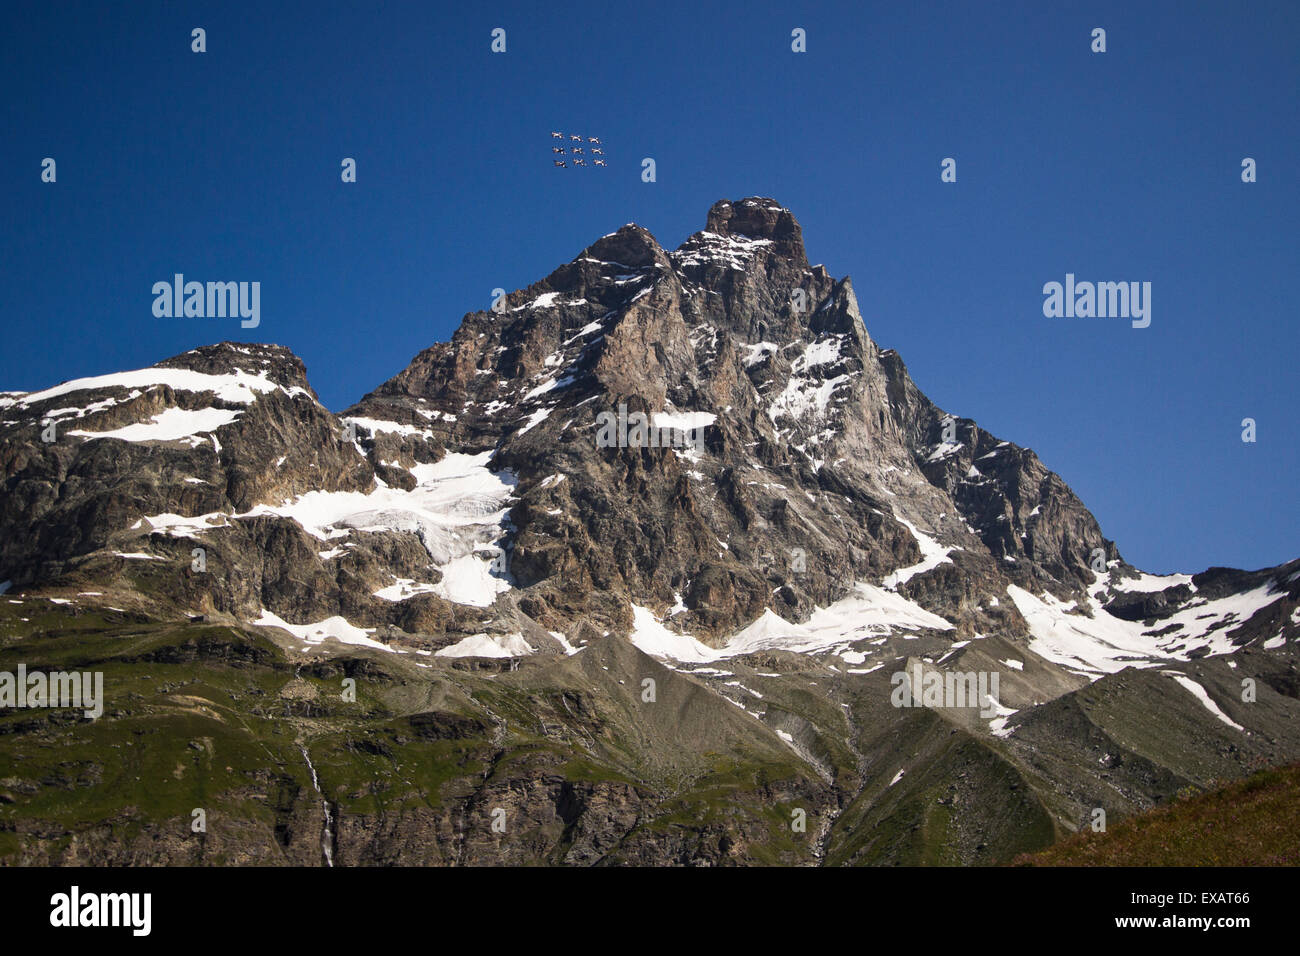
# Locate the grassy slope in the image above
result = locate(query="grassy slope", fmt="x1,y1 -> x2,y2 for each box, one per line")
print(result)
1013,763 -> 1300,866
0,602 -> 829,865
14,599 -> 1293,866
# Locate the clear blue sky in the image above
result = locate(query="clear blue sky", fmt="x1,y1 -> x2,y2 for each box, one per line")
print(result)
2,0 -> 1296,575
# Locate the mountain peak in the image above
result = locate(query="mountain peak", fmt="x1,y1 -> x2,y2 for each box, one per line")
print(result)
581,223 -> 669,271
705,197 -> 804,248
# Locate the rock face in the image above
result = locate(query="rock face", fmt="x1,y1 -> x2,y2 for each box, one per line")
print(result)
341,196 -> 1120,646
1,198 -> 1297,867
0,344 -> 361,575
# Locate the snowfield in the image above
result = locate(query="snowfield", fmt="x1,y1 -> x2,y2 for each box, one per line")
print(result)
881,514 -> 954,590
253,609 -> 391,653
1009,577 -> 1287,677
651,410 -> 717,432
435,632 -> 533,658
15,366 -> 294,408
628,582 -> 955,665
341,416 -> 436,441
136,451 -> 518,610
69,406 -> 242,443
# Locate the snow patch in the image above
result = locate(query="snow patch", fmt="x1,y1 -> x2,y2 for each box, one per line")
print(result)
435,632 -> 532,658
69,406 -> 241,443
882,515 -> 954,590
628,605 -> 720,663
253,609 -> 391,653
1165,673 -> 1245,732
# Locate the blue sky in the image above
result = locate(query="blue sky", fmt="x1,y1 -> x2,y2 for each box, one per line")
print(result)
2,0 -> 1296,574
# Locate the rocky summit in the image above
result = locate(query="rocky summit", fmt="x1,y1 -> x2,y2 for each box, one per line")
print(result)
1,198 -> 1298,866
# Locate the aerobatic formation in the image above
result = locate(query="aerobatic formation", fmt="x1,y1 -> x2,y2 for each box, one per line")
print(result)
551,131 -> 607,168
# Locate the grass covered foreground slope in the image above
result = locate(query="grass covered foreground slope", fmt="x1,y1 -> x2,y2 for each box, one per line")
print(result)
1014,763 -> 1300,866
